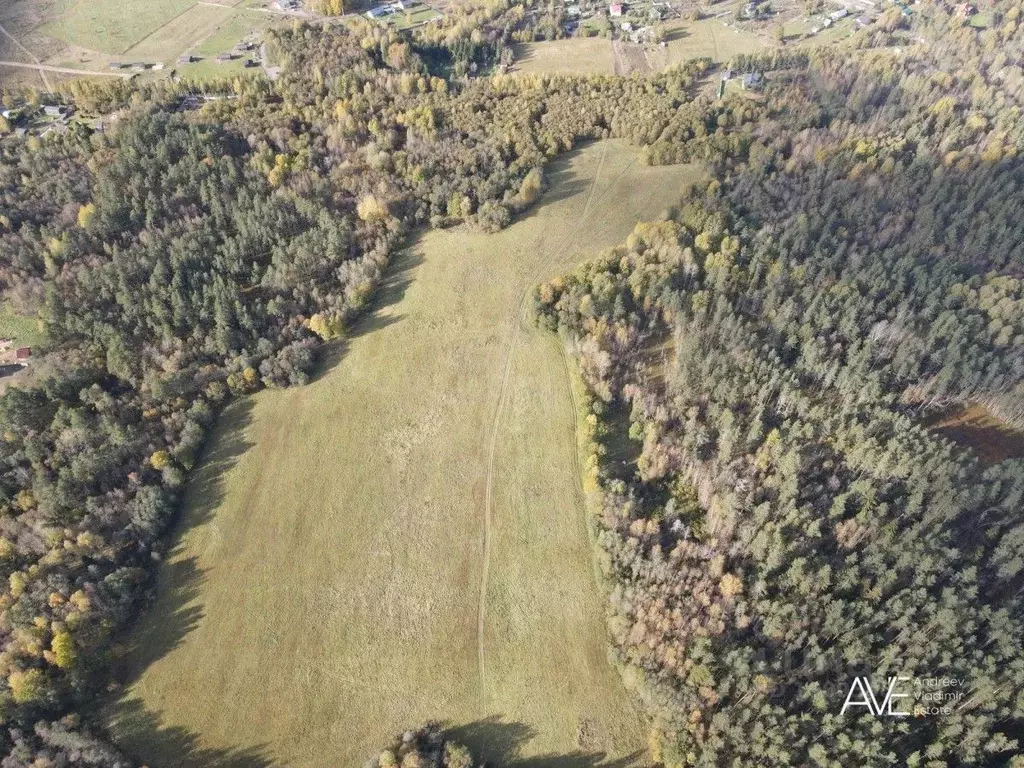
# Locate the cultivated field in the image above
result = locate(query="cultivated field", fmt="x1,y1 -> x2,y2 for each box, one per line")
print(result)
513,38 -> 614,75
108,141 -> 700,766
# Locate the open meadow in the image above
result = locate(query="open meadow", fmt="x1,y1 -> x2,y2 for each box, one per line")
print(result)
107,141 -> 701,766
660,18 -> 765,64
0,0 -> 282,87
513,17 -> 763,77
513,38 -> 614,75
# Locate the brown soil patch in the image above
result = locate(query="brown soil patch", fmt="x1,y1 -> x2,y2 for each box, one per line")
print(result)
926,403 -> 1024,465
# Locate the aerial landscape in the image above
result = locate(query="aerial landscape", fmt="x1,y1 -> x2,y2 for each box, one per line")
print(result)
0,0 -> 1023,765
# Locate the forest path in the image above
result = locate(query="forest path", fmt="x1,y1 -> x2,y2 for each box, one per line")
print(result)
111,141 -> 697,767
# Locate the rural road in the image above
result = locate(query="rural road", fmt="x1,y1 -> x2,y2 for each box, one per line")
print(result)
0,22 -> 53,90
0,59 -> 131,79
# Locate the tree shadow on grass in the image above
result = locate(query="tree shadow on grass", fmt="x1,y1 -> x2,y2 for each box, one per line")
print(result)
446,716 -> 649,767
310,247 -> 423,383
111,696 -> 276,768
663,27 -> 690,43
112,397 -> 255,686
517,144 -> 595,213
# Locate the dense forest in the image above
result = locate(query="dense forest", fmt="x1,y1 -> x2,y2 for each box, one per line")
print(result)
534,15 -> 1024,765
1,0 -> 1023,762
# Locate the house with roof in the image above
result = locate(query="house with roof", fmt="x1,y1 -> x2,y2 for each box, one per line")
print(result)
742,72 -> 764,89
609,3 -> 624,16
15,348 -> 31,361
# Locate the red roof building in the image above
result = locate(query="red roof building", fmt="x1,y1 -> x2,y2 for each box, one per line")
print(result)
610,2 -> 624,15
15,347 -> 31,360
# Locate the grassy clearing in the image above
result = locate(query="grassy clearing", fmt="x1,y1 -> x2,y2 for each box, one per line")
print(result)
0,304 -> 45,349
122,3 -> 236,63
661,18 -> 765,64
41,0 -> 198,55
108,141 -> 699,766
385,5 -> 444,29
513,38 -> 614,75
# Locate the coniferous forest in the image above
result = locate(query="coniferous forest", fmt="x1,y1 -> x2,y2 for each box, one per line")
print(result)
1,0 -> 1024,764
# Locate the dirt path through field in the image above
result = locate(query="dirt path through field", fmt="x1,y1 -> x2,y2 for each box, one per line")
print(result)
109,141 -> 698,767
0,22 -> 52,90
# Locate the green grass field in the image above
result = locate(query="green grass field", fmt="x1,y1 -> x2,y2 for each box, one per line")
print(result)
108,141 -> 700,766
122,3 -> 236,62
41,0 -> 198,55
32,0 -> 274,72
386,5 -> 444,29
0,304 -> 45,350
513,39 -> 614,75
662,18 -> 765,64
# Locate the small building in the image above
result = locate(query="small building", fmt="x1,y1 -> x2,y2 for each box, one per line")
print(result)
742,72 -> 764,89
42,105 -> 71,119
178,54 -> 196,64
829,7 -> 849,19
215,53 -> 234,64
953,2 -> 975,17
565,4 -> 581,16
130,63 -> 147,72
622,21 -> 633,31
366,6 -> 388,18
648,5 -> 663,18
15,348 -> 31,360
856,15 -> 872,24
244,58 -> 259,67
609,3 -> 624,16
109,62 -> 122,70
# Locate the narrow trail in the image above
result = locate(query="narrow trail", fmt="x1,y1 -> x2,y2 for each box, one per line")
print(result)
0,22 -> 52,91
477,142 -> 623,705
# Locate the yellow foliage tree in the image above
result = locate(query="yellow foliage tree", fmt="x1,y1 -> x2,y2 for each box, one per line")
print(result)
149,450 -> 171,470
77,202 -> 96,229
8,668 -> 45,704
518,167 -> 543,204
308,312 -> 344,341
357,194 -> 389,222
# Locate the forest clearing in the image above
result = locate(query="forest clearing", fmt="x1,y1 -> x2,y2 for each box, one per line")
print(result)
107,141 -> 700,766
513,38 -> 614,75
